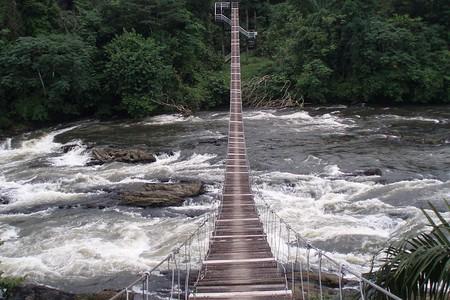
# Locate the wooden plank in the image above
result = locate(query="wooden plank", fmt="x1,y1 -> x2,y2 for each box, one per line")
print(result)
190,290 -> 292,299
195,284 -> 287,293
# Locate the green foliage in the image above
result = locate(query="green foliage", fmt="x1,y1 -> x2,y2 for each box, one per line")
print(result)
200,71 -> 229,108
0,0 -> 449,128
295,59 -> 332,103
261,0 -> 450,105
0,273 -> 24,298
104,31 -> 172,117
346,15 -> 450,103
240,54 -> 273,81
0,34 -> 96,122
367,201 -> 450,299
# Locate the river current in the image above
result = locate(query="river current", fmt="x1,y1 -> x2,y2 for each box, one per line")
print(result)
0,106 -> 449,293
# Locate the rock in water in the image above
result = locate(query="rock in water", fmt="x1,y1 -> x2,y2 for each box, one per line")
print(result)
89,147 -> 156,165
60,144 -> 80,153
0,196 -> 9,205
360,168 -> 382,176
344,168 -> 383,177
120,181 -> 205,207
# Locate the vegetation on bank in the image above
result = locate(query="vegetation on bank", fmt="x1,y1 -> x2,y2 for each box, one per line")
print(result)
368,201 -> 450,299
0,0 -> 449,129
0,273 -> 24,298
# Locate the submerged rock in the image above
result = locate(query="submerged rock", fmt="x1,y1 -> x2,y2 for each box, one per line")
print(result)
89,147 -> 156,165
358,168 -> 382,176
345,168 -> 383,177
120,181 -> 205,207
0,196 -> 9,205
60,144 -> 81,153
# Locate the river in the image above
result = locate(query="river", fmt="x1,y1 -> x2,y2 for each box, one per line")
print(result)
0,106 -> 449,293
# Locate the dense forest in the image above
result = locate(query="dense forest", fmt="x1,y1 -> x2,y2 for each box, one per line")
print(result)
0,0 -> 449,129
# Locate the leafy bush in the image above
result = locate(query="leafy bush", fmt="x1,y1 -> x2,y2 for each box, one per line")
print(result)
0,274 -> 24,298
367,201 -> 450,299
104,31 -> 172,117
0,34 -> 96,121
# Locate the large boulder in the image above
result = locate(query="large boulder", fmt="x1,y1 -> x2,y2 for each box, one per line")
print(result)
89,148 -> 156,165
120,181 -> 205,208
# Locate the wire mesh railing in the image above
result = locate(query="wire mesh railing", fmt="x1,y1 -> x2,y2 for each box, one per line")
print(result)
108,208 -> 217,300
253,186 -> 402,300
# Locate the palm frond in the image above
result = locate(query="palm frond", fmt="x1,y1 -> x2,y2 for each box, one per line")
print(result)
366,200 -> 450,300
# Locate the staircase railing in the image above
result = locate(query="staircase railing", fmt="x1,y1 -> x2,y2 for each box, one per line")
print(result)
215,14 -> 257,39
214,2 -> 257,39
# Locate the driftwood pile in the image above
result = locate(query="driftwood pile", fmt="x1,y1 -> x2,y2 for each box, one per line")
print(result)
242,75 -> 304,109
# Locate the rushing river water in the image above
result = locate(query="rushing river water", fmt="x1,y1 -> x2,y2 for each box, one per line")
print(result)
0,106 -> 449,293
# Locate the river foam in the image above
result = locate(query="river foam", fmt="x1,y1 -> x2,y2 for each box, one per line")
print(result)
0,126 -> 78,158
0,138 -> 12,151
379,114 -> 444,124
49,140 -> 91,167
0,208 -> 208,287
142,114 -> 204,125
252,168 -> 450,271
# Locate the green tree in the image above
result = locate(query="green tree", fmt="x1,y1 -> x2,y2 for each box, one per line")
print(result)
261,0 -> 450,104
0,34 -> 96,121
104,31 -> 173,117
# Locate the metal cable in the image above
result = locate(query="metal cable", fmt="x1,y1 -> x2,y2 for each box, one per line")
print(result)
339,264 -> 344,300
297,239 -> 306,300
360,280 -> 366,300
253,187 -> 403,300
170,255 -> 175,300
318,251 -> 323,300
306,246 -> 311,300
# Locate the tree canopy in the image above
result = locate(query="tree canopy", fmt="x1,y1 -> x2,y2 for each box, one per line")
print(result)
0,0 -> 448,129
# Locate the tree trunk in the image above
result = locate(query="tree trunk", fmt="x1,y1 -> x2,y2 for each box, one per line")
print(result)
246,8 -> 249,56
5,0 -> 22,39
37,69 -> 47,97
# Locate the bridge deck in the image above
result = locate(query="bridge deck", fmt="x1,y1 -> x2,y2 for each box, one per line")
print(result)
190,2 -> 292,299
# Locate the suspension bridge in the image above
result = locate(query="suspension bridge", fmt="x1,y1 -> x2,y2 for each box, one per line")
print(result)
109,2 -> 402,299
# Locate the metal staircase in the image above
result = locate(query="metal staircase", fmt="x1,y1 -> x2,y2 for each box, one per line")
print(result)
214,2 -> 257,40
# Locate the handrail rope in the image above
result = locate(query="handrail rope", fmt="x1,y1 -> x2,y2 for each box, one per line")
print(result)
109,209 -> 217,300
252,185 -> 402,300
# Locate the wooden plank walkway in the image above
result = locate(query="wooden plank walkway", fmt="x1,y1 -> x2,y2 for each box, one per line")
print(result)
190,2 -> 292,299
